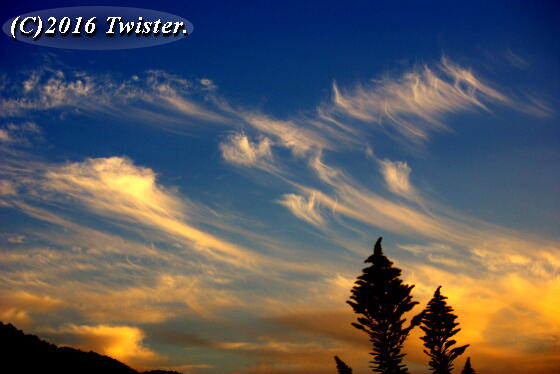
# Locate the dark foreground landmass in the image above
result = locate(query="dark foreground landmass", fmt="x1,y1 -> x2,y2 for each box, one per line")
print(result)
0,321 -> 181,374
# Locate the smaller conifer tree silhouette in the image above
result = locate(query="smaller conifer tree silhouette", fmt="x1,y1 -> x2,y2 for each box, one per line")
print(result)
334,356 -> 353,374
420,286 -> 469,374
461,357 -> 476,374
347,237 -> 423,374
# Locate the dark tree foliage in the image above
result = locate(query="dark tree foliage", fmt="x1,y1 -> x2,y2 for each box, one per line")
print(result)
347,237 -> 423,374
420,286 -> 469,374
334,355 -> 353,374
461,357 -> 476,374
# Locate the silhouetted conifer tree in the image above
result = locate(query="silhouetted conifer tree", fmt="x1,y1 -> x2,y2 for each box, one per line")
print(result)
347,237 -> 423,374
334,356 -> 353,374
420,286 -> 469,374
461,357 -> 476,374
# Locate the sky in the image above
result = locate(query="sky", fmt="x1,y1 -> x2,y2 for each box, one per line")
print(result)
0,1 -> 559,373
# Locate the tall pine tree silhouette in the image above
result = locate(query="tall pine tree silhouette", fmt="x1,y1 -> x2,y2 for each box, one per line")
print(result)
461,357 -> 476,374
420,286 -> 469,374
334,356 -> 353,374
347,237 -> 423,374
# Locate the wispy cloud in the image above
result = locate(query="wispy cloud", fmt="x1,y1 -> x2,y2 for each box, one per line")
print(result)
42,156 -> 258,267
0,291 -> 63,327
323,58 -> 522,143
220,133 -> 278,172
505,49 -> 529,69
2,59 -> 549,154
281,150 -> 560,279
0,68 -> 228,126
0,149 -> 341,328
278,192 -> 325,226
0,122 -> 41,147
237,113 -> 331,156
378,159 -> 416,200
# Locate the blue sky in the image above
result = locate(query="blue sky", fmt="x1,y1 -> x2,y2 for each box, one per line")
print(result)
1,1 -> 559,373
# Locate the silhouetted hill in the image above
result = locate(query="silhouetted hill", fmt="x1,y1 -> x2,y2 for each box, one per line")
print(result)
0,322 -> 181,374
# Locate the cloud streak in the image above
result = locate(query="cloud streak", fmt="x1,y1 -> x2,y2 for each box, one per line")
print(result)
0,68 -> 228,128
278,192 -> 325,226
42,156 -> 259,267
378,159 -> 416,200
220,133 -> 278,173
324,58 -> 517,143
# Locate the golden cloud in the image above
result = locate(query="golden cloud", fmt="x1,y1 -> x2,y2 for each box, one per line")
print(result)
51,324 -> 161,369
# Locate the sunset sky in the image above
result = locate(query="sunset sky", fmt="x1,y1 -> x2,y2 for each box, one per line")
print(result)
1,1 -> 559,373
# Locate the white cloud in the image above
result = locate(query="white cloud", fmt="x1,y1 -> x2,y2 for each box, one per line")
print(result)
308,151 -> 340,184
200,78 -> 217,90
326,58 -> 511,142
45,156 -> 184,219
220,133 -> 276,172
283,152 -> 560,279
239,113 -> 331,156
42,156 -> 260,267
23,71 -> 40,93
0,69 -> 227,124
278,192 -> 325,226
379,159 -> 415,199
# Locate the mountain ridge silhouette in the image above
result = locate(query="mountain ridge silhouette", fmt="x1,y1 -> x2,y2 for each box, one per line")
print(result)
0,321 -> 181,374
